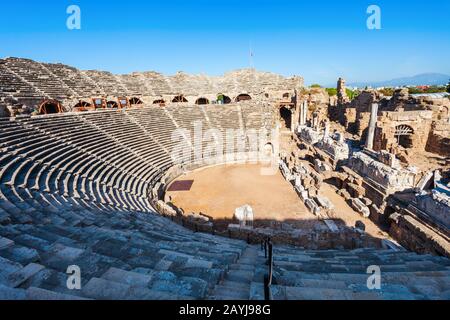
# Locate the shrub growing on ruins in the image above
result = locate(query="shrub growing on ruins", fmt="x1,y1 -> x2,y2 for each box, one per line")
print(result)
326,88 -> 337,96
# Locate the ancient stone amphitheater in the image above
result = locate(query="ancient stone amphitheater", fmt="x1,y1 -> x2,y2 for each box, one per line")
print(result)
0,58 -> 449,300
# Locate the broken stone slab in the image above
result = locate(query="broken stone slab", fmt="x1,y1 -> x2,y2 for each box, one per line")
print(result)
351,198 -> 370,218
6,263 -> 45,288
305,198 -> 320,215
101,267 -> 152,288
0,284 -> 26,300
184,258 -> 213,269
0,236 -> 14,250
50,244 -> 85,262
154,259 -> 173,271
316,196 -> 335,210
323,220 -> 339,233
82,277 -> 131,300
26,287 -> 89,300
337,189 -> 351,201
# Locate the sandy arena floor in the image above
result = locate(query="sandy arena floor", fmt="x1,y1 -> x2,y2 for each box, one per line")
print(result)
165,164 -> 388,239
166,164 -> 314,222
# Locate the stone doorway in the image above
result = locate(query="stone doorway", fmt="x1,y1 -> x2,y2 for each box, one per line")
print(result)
280,107 -> 292,130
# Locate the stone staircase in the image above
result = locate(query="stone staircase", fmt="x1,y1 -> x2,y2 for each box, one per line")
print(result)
211,246 -> 264,300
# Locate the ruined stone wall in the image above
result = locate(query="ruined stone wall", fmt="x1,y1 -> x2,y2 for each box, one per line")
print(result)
389,214 -> 450,258
349,152 -> 417,193
426,121 -> 450,157
374,110 -> 433,152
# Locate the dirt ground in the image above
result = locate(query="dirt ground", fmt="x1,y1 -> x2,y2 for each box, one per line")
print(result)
166,164 -> 388,239
318,183 -> 388,239
166,164 -> 314,222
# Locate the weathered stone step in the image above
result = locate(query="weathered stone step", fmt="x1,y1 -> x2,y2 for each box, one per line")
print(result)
26,287 -> 89,300
226,270 -> 254,283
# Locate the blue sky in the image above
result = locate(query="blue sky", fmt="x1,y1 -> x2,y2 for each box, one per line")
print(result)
0,0 -> 449,85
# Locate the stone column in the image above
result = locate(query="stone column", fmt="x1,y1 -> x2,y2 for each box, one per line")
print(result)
299,101 -> 306,126
323,121 -> 330,141
366,103 -> 379,150
304,101 -> 308,125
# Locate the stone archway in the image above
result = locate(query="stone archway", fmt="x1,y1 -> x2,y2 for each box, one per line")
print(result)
395,125 -> 415,149
129,97 -> 143,105
73,100 -> 93,112
107,101 -> 119,108
236,94 -> 252,102
153,99 -> 166,106
217,94 -> 231,104
172,95 -> 188,103
39,99 -> 63,115
195,97 -> 210,105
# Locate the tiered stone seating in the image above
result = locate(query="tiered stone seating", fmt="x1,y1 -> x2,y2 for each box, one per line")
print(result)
79,110 -> 173,181
82,70 -> 129,97
0,61 -> 41,103
0,115 -> 153,213
43,63 -> 103,97
165,105 -> 216,160
119,74 -> 150,96
2,58 -> 74,100
0,194 -> 247,300
246,246 -> 450,300
140,72 -> 173,96
126,107 -> 191,165
1,107 -> 449,300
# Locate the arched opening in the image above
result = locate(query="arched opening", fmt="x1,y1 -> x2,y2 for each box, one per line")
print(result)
38,100 -> 63,115
236,94 -> 252,102
265,93 -> 270,98
153,99 -> 166,106
280,107 -> 292,130
106,101 -> 119,109
195,97 -> 210,105
217,94 -> 231,104
92,98 -> 106,109
129,97 -> 143,105
282,92 -> 290,99
73,101 -> 93,112
395,125 -> 414,149
172,95 -> 188,103
118,97 -> 129,109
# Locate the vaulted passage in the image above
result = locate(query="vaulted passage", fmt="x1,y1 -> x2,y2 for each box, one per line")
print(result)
107,101 -> 119,108
195,97 -> 210,105
395,125 -> 414,149
93,98 -> 105,109
129,97 -> 143,105
236,94 -> 252,102
217,94 -> 231,104
73,101 -> 92,111
153,99 -> 166,106
39,100 -> 62,115
172,95 -> 188,103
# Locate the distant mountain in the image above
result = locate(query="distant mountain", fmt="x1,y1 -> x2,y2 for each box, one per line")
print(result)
347,73 -> 450,88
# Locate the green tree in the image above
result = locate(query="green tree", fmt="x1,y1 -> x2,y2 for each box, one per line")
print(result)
378,87 -> 395,96
346,88 -> 358,100
310,84 -> 322,88
447,80 -> 450,93
326,88 -> 337,96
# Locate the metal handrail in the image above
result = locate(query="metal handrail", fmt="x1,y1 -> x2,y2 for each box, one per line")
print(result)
261,237 -> 273,300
